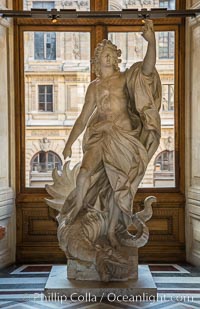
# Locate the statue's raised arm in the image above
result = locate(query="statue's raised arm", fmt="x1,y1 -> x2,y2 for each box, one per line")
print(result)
126,20 -> 161,160
141,20 -> 156,76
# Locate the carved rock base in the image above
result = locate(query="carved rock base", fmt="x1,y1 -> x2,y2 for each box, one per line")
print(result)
44,265 -> 157,300
67,246 -> 138,281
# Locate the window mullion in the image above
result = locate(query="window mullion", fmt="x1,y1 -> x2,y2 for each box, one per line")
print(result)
90,0 -> 108,11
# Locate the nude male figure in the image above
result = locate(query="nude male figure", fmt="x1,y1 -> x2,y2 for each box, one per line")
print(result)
62,20 -> 156,246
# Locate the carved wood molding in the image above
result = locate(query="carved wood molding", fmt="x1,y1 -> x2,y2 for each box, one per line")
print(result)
91,0 -> 108,11
16,17 -> 182,26
22,208 -> 57,242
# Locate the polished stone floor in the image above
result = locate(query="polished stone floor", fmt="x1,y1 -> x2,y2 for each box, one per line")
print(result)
0,263 -> 200,308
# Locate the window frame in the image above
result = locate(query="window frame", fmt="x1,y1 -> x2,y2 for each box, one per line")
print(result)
14,0 -> 185,202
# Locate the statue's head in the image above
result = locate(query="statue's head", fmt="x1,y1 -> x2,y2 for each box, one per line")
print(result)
93,39 -> 122,78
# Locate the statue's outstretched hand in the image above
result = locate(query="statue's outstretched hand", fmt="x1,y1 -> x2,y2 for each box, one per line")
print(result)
142,20 -> 155,43
62,145 -> 72,160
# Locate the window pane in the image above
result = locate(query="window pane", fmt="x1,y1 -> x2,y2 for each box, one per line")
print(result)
109,0 -> 175,10
108,31 -> 175,188
39,94 -> 45,102
159,32 -> 174,59
47,103 -> 53,111
32,1 -> 55,9
162,84 -> 174,111
24,31 -> 91,187
154,150 -> 175,186
46,85 -> 52,93
47,94 -> 52,103
34,32 -> 56,60
39,103 -> 45,111
46,33 -> 56,60
34,33 -> 44,60
24,0 -> 90,11
48,152 -> 54,162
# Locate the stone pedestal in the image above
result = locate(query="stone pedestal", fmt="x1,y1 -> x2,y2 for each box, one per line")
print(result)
44,265 -> 157,300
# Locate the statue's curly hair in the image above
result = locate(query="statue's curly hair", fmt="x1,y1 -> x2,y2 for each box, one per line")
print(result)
92,39 -> 122,78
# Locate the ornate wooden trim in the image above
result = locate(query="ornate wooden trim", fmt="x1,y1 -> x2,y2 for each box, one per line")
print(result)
91,0 -> 108,11
16,17 -> 183,26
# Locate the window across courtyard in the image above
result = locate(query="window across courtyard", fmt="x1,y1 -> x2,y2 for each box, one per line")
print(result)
34,32 -> 56,60
38,85 -> 53,112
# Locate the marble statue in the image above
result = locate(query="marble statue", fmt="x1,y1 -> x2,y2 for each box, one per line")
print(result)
46,20 -> 161,282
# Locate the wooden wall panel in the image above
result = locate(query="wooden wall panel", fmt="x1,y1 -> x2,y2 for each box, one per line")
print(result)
16,203 -> 65,263
16,201 -> 185,263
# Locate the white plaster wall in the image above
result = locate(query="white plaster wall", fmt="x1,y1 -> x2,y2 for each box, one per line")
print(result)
185,0 -> 200,265
0,0 -> 15,268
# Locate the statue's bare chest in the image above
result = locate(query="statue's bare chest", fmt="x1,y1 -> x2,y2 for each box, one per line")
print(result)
96,74 -> 124,94
95,74 -> 126,113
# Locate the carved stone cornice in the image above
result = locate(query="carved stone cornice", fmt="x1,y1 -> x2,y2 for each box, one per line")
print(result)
0,5 -> 11,27
0,17 -> 10,27
188,1 -> 200,10
188,14 -> 200,27
186,1 -> 200,27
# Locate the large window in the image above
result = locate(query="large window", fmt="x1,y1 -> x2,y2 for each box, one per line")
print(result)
34,32 -> 56,60
19,0 -> 183,191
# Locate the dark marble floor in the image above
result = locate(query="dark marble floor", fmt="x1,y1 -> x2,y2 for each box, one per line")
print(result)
0,263 -> 199,308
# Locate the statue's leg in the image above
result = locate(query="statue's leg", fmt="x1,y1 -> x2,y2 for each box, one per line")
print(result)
69,146 -> 102,220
